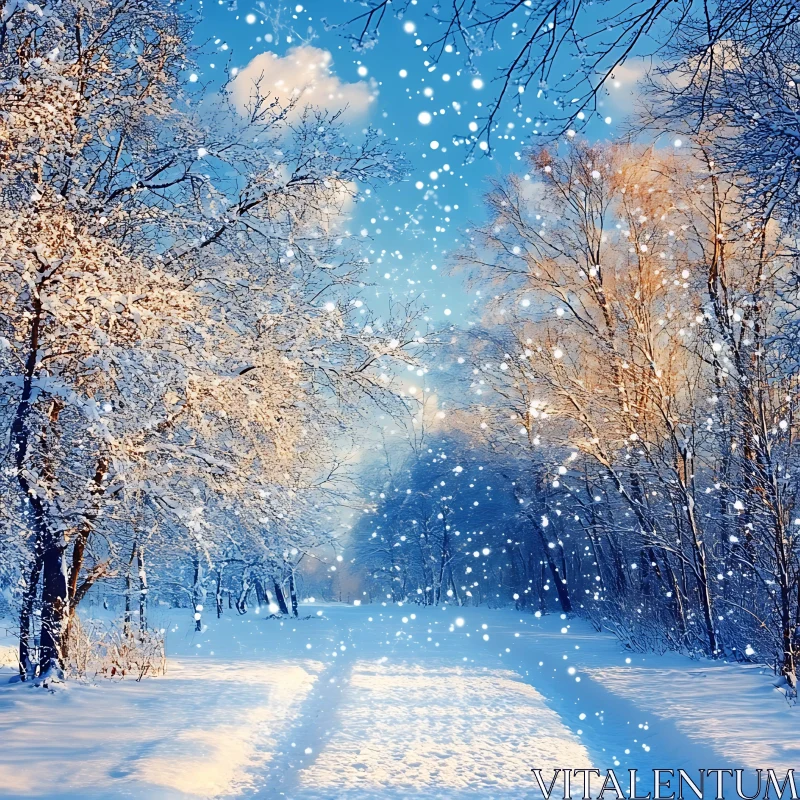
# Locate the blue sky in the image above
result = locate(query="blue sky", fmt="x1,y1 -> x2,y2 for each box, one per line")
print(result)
188,0 -> 647,330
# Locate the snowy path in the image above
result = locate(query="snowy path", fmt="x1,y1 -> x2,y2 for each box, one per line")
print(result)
250,621 -> 361,799
1,604 -> 800,799
246,613 -> 594,800
242,607 -> 718,800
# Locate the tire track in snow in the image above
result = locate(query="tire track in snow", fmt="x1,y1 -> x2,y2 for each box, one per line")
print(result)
496,623 -> 728,777
244,608 -> 730,799
246,618 -> 359,799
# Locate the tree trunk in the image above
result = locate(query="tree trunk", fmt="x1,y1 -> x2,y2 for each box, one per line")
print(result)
137,545 -> 147,631
510,548 -> 523,608
551,557 -> 574,613
124,557 -> 133,634
18,552 -> 43,680
193,559 -> 204,632
273,580 -> 289,615
12,288 -> 44,676
448,570 -> 462,606
289,571 -> 299,617
254,577 -> 267,607
38,538 -> 69,676
67,458 -> 108,614
539,561 -> 548,614
778,536 -> 797,689
437,531 -> 450,607
781,613 -> 797,690
663,553 -> 688,639
123,541 -> 137,635
537,527 -> 572,613
686,498 -> 718,656
215,567 -> 224,618
605,531 -> 628,596
14,395 -> 64,676
236,571 -> 251,614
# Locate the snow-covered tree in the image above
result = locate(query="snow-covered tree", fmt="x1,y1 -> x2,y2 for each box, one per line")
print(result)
459,139 -> 800,687
0,0 -> 416,678
337,0 -> 800,152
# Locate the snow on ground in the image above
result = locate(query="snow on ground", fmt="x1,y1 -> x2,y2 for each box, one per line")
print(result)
0,654 -> 320,798
295,661 -> 592,800
0,604 -> 798,799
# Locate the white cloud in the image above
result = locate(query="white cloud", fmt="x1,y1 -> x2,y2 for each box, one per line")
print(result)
601,59 -> 651,118
230,45 -> 373,118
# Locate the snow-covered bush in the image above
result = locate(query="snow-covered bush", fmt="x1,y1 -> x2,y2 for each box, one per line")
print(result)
64,617 -> 166,681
